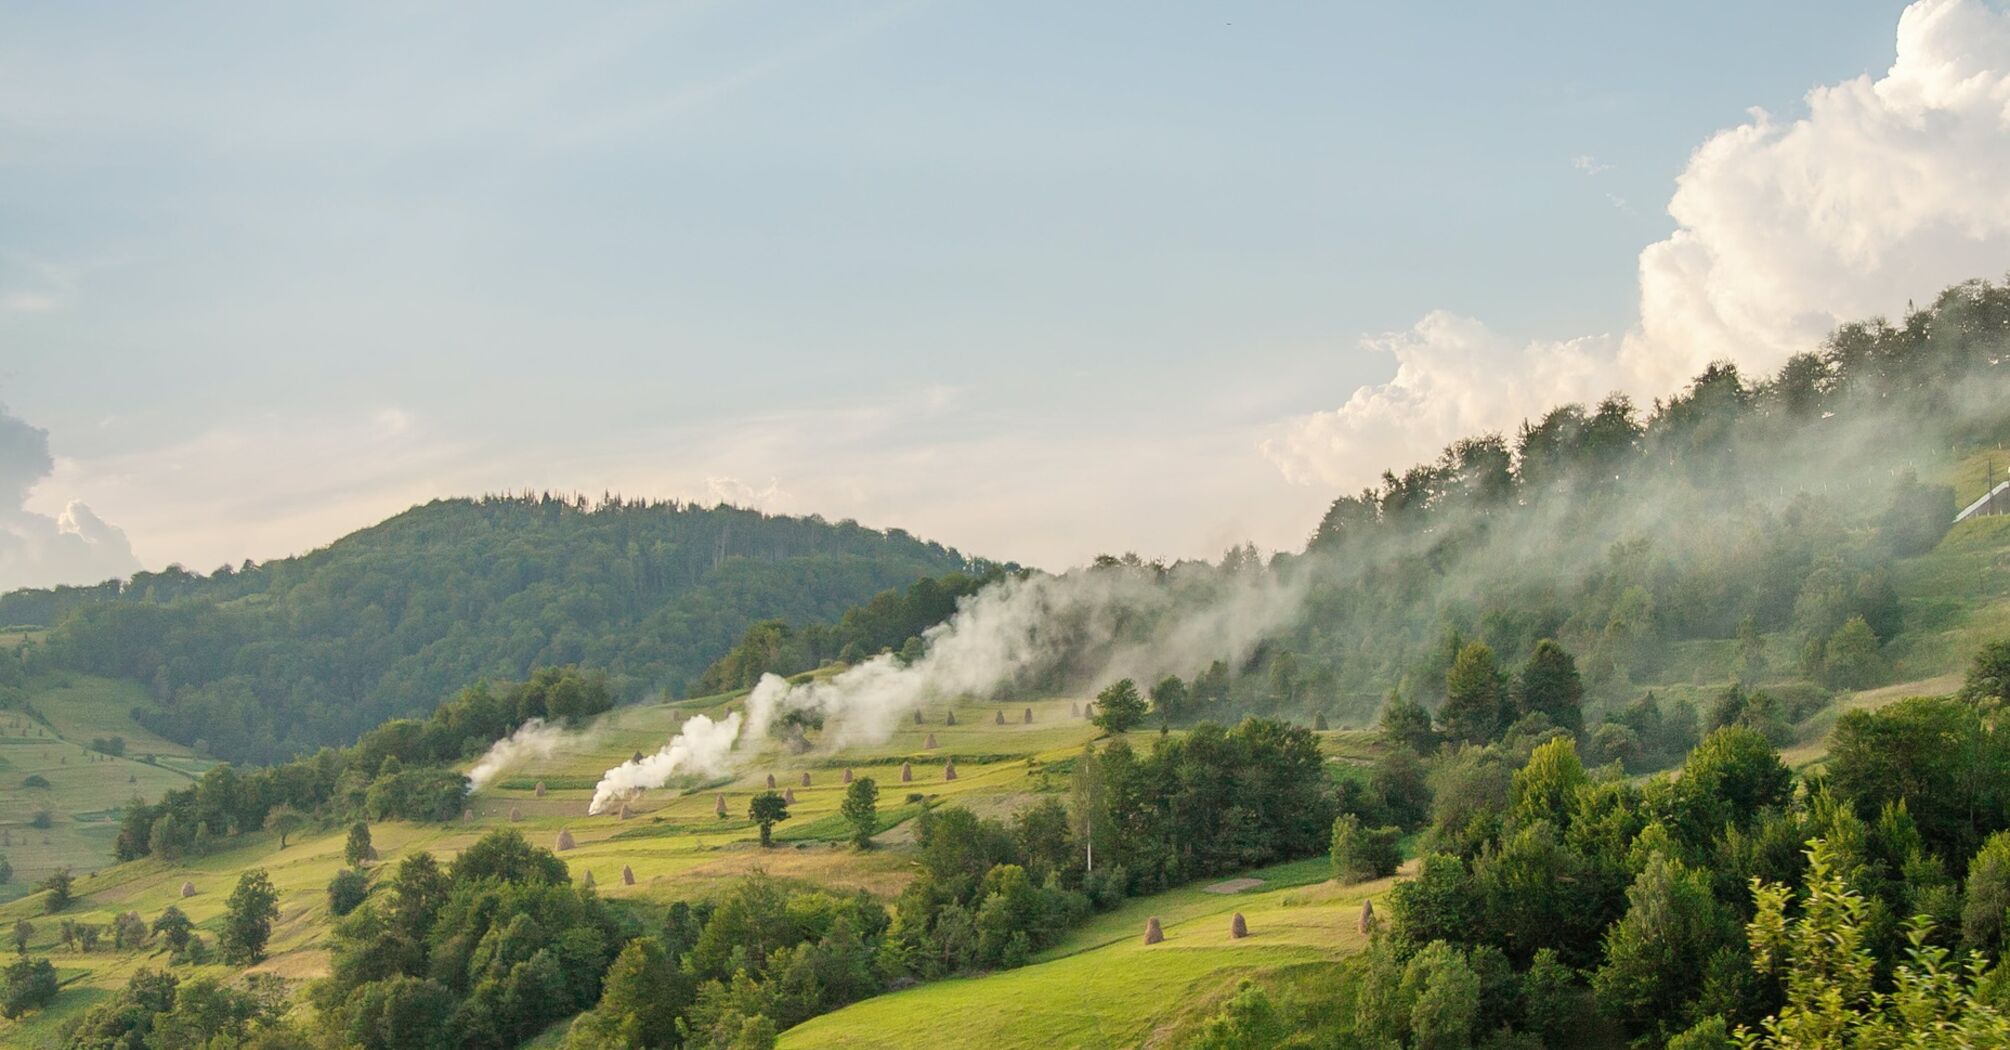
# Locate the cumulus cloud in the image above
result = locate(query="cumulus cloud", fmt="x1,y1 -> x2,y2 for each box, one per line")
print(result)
1268,0 -> 2010,488
0,405 -> 140,593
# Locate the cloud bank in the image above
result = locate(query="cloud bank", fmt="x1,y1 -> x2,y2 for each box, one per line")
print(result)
1266,0 -> 2010,488
0,405 -> 139,593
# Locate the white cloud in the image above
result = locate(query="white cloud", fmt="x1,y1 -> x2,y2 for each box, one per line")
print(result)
1269,0 -> 2010,489
0,405 -> 140,592
1571,154 -> 1614,175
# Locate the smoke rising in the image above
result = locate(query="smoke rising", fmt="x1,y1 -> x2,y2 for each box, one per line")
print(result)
467,718 -> 573,790
583,561 -> 1310,813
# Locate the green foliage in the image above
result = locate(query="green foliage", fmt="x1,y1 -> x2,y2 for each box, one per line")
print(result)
1738,839 -> 2010,1046
345,821 -> 374,867
1961,638 -> 2010,709
220,868 -> 279,965
1591,853 -> 1732,1038
1191,980 -> 1290,1050
63,969 -> 294,1048
567,936 -> 691,1049
1820,615 -> 1884,689
11,498 -> 980,762
1381,693 -> 1439,755
38,868 -> 72,913
150,907 -> 192,956
1091,678 -> 1147,734
696,569 -> 1000,695
1331,814 -> 1402,883
1441,642 -> 1507,744
1,956 -> 56,1019
840,776 -> 878,849
749,791 -> 790,847
1515,640 -> 1584,735
1149,674 -> 1189,728
329,868 -> 370,917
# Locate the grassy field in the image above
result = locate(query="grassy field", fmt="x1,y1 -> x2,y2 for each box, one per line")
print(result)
783,861 -> 1393,1050
0,691 -> 1114,1045
0,676 -> 214,900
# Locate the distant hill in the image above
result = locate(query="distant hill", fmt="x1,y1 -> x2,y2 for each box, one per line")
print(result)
0,496 -> 989,763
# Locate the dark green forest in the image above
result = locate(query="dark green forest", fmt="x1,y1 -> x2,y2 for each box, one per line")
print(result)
0,498 -> 987,763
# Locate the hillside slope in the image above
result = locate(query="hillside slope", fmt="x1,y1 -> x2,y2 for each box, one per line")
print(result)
0,497 -> 989,762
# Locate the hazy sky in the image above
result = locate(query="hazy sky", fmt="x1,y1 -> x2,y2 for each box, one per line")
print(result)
11,0 -> 2006,586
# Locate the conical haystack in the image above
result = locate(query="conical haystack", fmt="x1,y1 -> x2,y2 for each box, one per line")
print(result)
785,788 -> 797,804
765,773 -> 777,789
995,710 -> 1005,725
180,881 -> 196,898
801,772 -> 812,787
554,828 -> 575,851
1230,913 -> 1248,939
901,762 -> 913,783
715,794 -> 728,818
945,711 -> 957,726
924,733 -> 938,749
914,709 -> 924,725
581,870 -> 595,889
621,864 -> 636,886
1084,703 -> 1095,720
1143,916 -> 1164,944
535,781 -> 546,798
842,768 -> 854,784
943,761 -> 958,781
632,751 -> 645,764
1024,707 -> 1033,723
463,808 -> 474,823
509,807 -> 523,823
618,802 -> 633,821
1358,900 -> 1377,936
1071,701 -> 1080,717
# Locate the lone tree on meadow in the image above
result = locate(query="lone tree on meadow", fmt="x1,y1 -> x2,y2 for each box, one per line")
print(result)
150,907 -> 193,956
748,791 -> 790,848
268,805 -> 306,849
37,870 -> 72,914
344,822 -> 373,866
1092,678 -> 1148,734
220,869 -> 279,965
842,776 -> 879,849
1149,675 -> 1189,731
0,956 -> 56,1019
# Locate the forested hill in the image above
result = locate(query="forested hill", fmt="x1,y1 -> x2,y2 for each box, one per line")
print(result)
0,496 -> 988,763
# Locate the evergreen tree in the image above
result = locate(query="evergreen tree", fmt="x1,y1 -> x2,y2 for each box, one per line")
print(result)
1440,642 -> 1507,743
1516,639 -> 1584,734
344,822 -> 373,867
841,777 -> 879,849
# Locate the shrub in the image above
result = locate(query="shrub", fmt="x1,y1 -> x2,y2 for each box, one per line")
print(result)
1331,814 -> 1403,883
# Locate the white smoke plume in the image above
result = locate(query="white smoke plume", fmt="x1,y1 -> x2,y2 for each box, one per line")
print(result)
467,718 -> 571,790
584,560 -> 1310,813
587,710 -> 743,814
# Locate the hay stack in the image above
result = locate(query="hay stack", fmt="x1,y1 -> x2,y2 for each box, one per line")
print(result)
766,773 -> 777,789
914,710 -> 924,725
618,802 -> 634,821
622,864 -> 636,886
1084,703 -> 1095,720
535,781 -> 547,798
509,807 -> 523,823
715,794 -> 728,818
842,768 -> 854,784
995,710 -> 1006,726
785,788 -> 797,804
1143,916 -> 1164,945
924,733 -> 938,749
901,762 -> 913,783
945,711 -> 957,726
1230,913 -> 1248,939
1024,707 -> 1033,724
1357,900 -> 1377,936
632,750 -> 645,764
801,772 -> 812,787
463,808 -> 474,823
555,828 -> 575,851
581,870 -> 596,889
180,881 -> 196,898
943,761 -> 958,782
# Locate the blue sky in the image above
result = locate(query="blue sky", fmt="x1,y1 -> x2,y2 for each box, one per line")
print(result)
5,1 -> 1986,582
